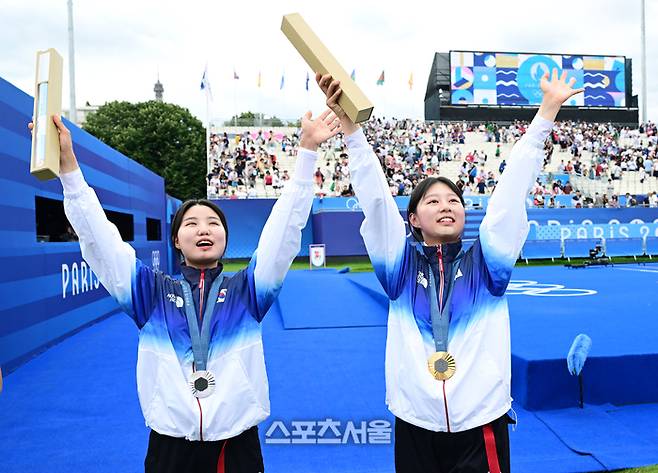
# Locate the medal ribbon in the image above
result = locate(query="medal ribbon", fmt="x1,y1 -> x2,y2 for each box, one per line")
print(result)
180,275 -> 224,372
427,257 -> 461,353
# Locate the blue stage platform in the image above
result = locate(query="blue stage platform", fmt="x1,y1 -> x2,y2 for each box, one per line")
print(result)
2,264 -> 658,472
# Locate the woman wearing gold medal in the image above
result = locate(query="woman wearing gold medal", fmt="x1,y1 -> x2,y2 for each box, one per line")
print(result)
29,108 -> 342,473
315,70 -> 582,472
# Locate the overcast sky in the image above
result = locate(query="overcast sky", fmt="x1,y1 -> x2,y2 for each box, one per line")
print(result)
1,0 -> 656,124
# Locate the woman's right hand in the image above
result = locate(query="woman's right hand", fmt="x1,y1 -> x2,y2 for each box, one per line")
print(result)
315,73 -> 359,136
28,115 -> 79,174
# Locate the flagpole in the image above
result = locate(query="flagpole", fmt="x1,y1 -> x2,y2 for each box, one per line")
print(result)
233,76 -> 237,128
258,73 -> 262,127
206,86 -> 210,188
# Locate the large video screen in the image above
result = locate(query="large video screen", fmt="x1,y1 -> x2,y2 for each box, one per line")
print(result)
450,51 -> 626,107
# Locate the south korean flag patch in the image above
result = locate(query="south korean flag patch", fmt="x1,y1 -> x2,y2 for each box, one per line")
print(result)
217,288 -> 227,303
417,271 -> 428,288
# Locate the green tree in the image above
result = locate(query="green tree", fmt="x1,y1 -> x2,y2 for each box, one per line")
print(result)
225,111 -> 258,126
83,101 -> 206,200
224,111 -> 291,127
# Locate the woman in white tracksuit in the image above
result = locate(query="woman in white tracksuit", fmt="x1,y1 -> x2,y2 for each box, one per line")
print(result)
31,109 -> 342,473
315,70 -> 582,473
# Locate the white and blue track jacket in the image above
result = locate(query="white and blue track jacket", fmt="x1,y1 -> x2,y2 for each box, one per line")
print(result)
61,149 -> 318,441
347,115 -> 553,432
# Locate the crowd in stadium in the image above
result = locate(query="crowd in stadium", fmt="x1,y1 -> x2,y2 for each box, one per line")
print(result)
206,129 -> 301,199
206,118 -> 658,208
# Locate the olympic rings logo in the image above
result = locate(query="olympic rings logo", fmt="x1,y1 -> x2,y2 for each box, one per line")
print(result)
345,198 -> 362,211
506,280 -> 597,297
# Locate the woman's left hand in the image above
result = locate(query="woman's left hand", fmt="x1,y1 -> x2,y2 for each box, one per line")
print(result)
299,109 -> 342,152
538,69 -> 585,122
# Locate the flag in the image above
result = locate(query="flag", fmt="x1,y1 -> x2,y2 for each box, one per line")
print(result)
280,72 -> 285,90
257,71 -> 261,88
408,72 -> 413,90
200,65 -> 212,100
376,70 -> 385,86
305,72 -> 309,91
233,69 -> 239,80
350,69 -> 356,81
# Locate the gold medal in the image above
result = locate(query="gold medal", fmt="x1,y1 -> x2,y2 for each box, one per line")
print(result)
427,351 -> 456,380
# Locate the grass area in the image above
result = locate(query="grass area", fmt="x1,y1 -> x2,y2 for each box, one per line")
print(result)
612,467 -> 658,473
222,256 -> 375,273
222,255 -> 655,273
518,255 -> 655,266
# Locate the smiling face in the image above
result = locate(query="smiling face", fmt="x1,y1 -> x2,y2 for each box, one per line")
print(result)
408,182 -> 465,245
174,204 -> 227,269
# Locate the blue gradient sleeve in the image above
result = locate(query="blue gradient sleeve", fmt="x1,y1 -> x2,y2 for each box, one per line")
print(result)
62,168 -> 155,328
470,238 -> 512,297
251,149 -> 317,320
130,259 -> 158,328
347,129 -> 409,300
234,255 -> 275,322
479,114 -> 552,284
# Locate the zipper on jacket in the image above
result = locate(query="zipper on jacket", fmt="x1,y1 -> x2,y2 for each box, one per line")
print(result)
196,269 -> 206,440
198,270 -> 206,322
437,245 -> 451,432
442,381 -> 451,432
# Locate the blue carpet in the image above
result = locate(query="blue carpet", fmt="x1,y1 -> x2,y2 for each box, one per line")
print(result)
534,404 -> 658,471
277,269 -> 387,329
508,264 -> 658,409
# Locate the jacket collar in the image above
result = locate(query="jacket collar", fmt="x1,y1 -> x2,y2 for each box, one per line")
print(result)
409,236 -> 463,264
180,263 -> 224,285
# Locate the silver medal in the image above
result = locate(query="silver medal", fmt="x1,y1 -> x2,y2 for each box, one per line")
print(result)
189,370 -> 216,398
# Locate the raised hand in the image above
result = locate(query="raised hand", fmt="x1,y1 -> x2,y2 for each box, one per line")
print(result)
538,69 -> 585,122
299,109 -> 342,152
315,73 -> 359,135
28,115 -> 79,173
541,68 -> 584,104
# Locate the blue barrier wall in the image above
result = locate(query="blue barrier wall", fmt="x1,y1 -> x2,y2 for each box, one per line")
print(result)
0,77 -> 170,372
527,207 -> 658,226
311,204 -> 658,257
214,199 -> 313,259
218,196 -> 484,257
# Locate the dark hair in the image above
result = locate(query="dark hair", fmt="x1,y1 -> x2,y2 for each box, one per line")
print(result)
170,199 -> 229,262
407,177 -> 465,242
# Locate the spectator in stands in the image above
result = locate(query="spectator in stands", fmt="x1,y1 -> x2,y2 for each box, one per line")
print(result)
594,192 -> 604,208
264,170 -> 273,194
606,179 -> 615,198
649,191 -> 658,208
563,181 -> 573,195
314,167 -> 325,189
572,190 -> 583,208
